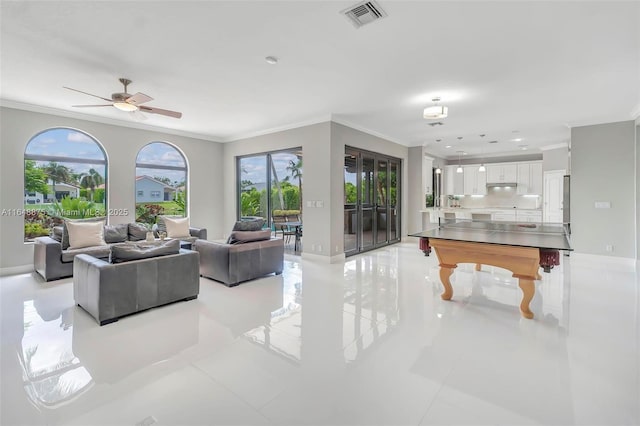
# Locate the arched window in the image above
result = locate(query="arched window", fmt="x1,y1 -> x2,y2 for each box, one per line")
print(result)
23,128 -> 107,241
135,142 -> 188,226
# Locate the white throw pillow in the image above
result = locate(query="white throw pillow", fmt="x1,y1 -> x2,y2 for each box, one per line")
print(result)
66,221 -> 107,250
163,216 -> 190,238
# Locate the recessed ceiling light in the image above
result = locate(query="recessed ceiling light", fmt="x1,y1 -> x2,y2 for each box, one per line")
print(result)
265,56 -> 278,64
445,145 -> 452,148
512,138 -> 523,142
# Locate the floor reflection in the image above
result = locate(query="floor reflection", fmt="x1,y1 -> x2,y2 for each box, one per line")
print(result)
342,255 -> 399,363
19,301 -> 94,409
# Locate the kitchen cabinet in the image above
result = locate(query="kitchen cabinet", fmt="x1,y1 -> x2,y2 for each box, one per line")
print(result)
517,162 -> 543,195
463,166 -> 487,195
487,164 -> 517,183
492,210 -> 516,221
444,165 -> 464,195
516,210 -> 542,223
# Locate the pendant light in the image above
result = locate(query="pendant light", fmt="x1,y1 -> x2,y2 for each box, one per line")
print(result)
456,151 -> 463,173
478,134 -> 486,172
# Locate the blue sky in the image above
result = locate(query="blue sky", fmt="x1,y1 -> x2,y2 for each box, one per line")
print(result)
25,129 -> 191,183
240,152 -> 301,187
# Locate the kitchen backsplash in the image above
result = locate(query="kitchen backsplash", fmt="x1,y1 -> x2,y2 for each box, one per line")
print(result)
450,187 -> 541,209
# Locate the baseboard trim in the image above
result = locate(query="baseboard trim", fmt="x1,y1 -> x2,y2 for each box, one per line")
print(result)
570,253 -> 637,269
0,264 -> 34,276
301,252 -> 345,263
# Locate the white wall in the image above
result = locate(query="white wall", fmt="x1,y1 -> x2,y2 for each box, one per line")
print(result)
407,146 -> 423,235
0,107 -> 223,272
543,146 -> 569,172
571,120 -> 636,258
637,118 -> 639,260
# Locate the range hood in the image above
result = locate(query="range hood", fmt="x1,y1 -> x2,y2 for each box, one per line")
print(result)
486,182 -> 518,188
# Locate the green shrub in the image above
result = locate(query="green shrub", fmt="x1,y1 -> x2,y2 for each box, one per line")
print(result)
24,223 -> 49,239
136,203 -> 165,226
48,196 -> 102,219
94,188 -> 105,203
272,209 -> 300,217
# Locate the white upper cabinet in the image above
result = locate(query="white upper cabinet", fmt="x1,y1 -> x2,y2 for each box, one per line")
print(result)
444,165 -> 464,195
517,162 -> 543,195
486,164 -> 517,183
463,165 -> 487,195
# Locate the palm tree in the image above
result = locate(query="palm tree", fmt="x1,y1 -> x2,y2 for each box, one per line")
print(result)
79,168 -> 104,201
44,162 -> 71,202
287,158 -> 303,211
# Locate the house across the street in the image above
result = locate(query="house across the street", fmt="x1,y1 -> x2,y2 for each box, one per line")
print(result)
24,180 -> 81,204
135,175 -> 176,203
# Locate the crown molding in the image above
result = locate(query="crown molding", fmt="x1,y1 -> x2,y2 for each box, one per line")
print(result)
222,115 -> 332,142
330,116 -> 409,146
540,142 -> 568,151
631,102 -> 640,120
0,99 -> 223,142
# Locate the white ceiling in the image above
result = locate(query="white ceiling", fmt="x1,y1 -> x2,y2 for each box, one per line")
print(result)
1,1 -> 638,159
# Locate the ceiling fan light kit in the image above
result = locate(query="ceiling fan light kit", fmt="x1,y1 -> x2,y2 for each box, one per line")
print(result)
64,78 -> 182,119
113,101 -> 138,112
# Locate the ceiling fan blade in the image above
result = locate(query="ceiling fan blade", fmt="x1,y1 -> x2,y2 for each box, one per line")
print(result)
126,92 -> 153,106
72,104 -> 113,107
139,105 -> 182,119
64,86 -> 113,102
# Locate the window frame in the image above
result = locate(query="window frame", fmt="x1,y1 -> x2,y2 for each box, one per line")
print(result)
23,127 -> 108,242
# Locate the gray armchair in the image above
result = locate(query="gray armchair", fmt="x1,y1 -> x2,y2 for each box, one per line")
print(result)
194,236 -> 284,287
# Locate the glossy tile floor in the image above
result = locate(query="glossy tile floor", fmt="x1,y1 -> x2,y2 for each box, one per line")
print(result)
1,241 -> 638,426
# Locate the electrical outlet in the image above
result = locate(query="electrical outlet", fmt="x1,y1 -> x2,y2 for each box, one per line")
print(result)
311,243 -> 316,251
335,245 -> 339,252
317,244 -> 322,252
605,245 -> 613,252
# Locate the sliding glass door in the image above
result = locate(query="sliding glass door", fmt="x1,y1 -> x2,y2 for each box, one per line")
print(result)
237,148 -> 302,228
344,147 -> 401,256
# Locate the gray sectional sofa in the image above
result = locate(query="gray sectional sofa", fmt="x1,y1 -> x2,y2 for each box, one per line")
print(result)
73,240 -> 200,325
34,222 -> 207,281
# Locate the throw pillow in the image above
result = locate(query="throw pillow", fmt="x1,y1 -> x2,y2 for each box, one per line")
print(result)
227,229 -> 272,244
62,217 -> 106,249
128,223 -> 149,241
110,239 -> 180,263
104,223 -> 128,243
156,215 -> 184,235
164,216 -> 190,238
232,218 -> 265,231
66,221 -> 107,250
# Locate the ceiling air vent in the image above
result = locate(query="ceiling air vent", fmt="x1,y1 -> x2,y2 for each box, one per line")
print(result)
341,1 -> 387,28
428,121 -> 444,127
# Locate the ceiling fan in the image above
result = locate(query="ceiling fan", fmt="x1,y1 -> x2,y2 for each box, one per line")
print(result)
63,78 -> 182,119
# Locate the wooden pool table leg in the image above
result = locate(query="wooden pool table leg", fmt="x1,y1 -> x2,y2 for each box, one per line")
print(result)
475,263 -> 482,271
439,266 -> 454,300
518,279 -> 535,319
